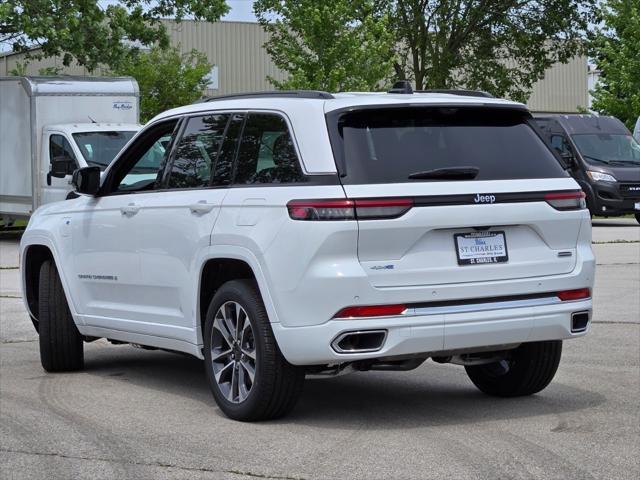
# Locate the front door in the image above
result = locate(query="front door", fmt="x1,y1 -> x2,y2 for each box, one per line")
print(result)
41,132 -> 79,205
70,119 -> 179,334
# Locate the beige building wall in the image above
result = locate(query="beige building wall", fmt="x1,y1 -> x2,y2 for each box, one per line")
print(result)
1,20 -> 587,111
526,54 -> 589,112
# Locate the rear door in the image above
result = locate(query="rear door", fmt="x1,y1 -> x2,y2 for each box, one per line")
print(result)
133,112 -> 235,336
327,106 -> 583,288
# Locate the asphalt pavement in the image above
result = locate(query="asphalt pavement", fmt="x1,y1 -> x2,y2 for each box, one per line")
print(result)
1,219 -> 638,479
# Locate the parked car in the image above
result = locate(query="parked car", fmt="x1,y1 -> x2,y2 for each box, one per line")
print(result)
20,87 -> 594,421
0,76 -> 141,226
534,114 -> 640,223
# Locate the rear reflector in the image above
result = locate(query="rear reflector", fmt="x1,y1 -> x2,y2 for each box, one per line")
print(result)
545,191 -> 586,210
287,198 -> 412,221
557,288 -> 591,301
334,304 -> 407,318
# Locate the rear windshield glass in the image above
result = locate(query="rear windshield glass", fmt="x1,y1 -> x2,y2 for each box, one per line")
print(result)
327,107 -> 567,184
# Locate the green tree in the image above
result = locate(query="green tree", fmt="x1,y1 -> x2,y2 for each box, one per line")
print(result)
590,0 -> 640,130
0,1 -> 228,71
390,1 -> 595,101
113,46 -> 212,122
254,0 -> 396,91
256,1 -> 595,101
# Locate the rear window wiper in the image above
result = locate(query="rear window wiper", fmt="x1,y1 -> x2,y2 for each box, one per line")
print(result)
408,167 -> 479,180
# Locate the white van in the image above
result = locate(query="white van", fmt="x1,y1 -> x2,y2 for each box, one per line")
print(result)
0,76 -> 141,225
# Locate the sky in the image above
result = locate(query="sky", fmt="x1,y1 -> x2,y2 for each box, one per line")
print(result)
224,1 -> 257,22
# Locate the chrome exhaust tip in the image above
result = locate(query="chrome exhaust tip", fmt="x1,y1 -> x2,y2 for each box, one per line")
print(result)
571,311 -> 590,333
331,330 -> 387,354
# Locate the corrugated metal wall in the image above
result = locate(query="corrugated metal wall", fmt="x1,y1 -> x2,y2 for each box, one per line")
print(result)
526,54 -> 589,112
0,20 -> 587,111
163,20 -> 286,96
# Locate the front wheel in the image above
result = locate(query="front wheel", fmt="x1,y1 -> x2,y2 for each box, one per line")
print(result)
203,279 -> 305,421
38,260 -> 84,372
465,340 -> 562,397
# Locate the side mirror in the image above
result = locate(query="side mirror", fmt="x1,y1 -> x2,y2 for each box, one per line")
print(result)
560,151 -> 576,167
50,156 -> 75,178
72,166 -> 101,195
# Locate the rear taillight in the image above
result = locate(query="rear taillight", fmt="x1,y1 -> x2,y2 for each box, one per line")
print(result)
334,304 -> 408,318
557,288 -> 591,301
287,198 -> 412,221
287,199 -> 355,220
545,191 -> 586,210
354,198 -> 413,219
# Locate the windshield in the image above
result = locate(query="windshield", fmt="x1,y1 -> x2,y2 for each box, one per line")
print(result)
572,134 -> 640,166
327,107 -> 567,184
73,131 -> 137,170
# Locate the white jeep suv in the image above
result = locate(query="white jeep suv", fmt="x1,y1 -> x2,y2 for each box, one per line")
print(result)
20,88 -> 595,421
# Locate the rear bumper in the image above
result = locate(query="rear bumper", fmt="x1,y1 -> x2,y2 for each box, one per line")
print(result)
273,298 -> 592,365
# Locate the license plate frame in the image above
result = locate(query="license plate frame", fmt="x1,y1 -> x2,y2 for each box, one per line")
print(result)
454,231 -> 509,266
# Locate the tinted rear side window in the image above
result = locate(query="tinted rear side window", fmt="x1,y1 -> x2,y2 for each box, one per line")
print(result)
328,107 -> 567,184
167,114 -> 229,189
234,113 -> 306,185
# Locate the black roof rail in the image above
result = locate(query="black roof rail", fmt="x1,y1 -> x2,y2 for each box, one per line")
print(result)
197,90 -> 334,103
416,89 -> 494,98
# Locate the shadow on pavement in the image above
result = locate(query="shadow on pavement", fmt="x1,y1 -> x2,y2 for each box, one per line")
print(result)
81,346 -> 606,428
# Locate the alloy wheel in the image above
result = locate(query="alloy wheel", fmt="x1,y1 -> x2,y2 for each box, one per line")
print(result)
210,301 -> 256,403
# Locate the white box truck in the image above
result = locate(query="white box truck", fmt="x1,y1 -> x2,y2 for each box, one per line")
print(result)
0,76 -> 142,225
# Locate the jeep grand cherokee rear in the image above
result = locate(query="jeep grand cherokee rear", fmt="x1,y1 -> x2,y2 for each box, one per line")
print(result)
271,104 -> 593,407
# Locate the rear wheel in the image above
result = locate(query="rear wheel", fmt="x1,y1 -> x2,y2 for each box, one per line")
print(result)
38,260 -> 84,372
465,340 -> 562,397
203,279 -> 305,421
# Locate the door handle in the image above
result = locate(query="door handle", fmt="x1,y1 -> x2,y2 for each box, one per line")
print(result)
120,203 -> 140,216
189,201 -> 216,214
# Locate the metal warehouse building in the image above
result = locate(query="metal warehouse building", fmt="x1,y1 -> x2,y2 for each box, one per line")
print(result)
0,20 -> 588,113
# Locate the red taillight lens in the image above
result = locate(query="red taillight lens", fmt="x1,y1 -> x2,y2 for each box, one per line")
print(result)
287,198 -> 412,221
287,199 -> 355,220
545,191 -> 586,210
557,288 -> 591,301
354,198 -> 413,219
333,304 -> 407,318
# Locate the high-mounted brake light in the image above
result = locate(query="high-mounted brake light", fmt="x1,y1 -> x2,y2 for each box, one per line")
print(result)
544,191 -> 586,211
333,304 -> 408,318
287,198 -> 413,221
557,288 -> 591,301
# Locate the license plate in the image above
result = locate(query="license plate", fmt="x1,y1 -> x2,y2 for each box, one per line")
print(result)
635,202 -> 640,211
455,231 -> 508,266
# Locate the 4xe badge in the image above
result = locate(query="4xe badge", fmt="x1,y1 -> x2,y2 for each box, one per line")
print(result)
474,193 -> 496,204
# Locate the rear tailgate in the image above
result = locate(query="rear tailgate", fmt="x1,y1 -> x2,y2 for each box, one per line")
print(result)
343,179 -> 581,287
327,105 -> 585,288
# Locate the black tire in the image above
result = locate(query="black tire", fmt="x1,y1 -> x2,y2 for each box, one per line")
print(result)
38,260 -> 84,372
203,279 -> 305,421
464,340 -> 562,397
635,212 -> 640,224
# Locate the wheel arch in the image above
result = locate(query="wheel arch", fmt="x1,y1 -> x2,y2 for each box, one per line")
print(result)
22,243 -> 55,329
196,251 -> 279,346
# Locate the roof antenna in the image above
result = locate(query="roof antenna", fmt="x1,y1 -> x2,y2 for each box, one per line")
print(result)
388,80 -> 413,94
88,116 -> 97,123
